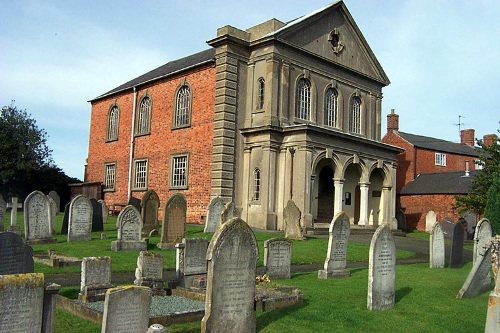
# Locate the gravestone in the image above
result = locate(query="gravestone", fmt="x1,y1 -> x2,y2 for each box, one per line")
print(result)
90,198 -> 104,232
463,211 -> 477,238
318,212 -> 350,279
141,190 -> 160,235
147,324 -> 168,333
425,210 -> 437,232
474,218 -> 492,265
7,197 -> 22,234
367,224 -> 396,311
204,196 -> 225,233
175,238 -> 209,288
60,203 -> 70,234
134,251 -> 165,296
128,196 -> 142,212
0,232 -> 34,274
395,209 -> 406,231
157,193 -> 186,250
485,251 -> 500,332
0,273 -> 44,332
441,217 -> 455,240
458,218 -> 470,240
24,190 -> 56,244
457,244 -> 492,298
112,205 -> 147,251
48,190 -> 60,214
0,194 -> 5,231
47,194 -> 57,234
98,200 -> 109,224
264,238 -> 292,279
449,221 -> 465,268
101,285 -> 152,333
429,222 -> 445,268
68,194 -> 93,242
201,218 -> 258,333
78,256 -> 112,302
220,200 -> 238,224
283,200 -> 304,240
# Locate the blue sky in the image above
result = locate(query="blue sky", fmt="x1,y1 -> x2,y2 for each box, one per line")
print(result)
1,0 -> 499,180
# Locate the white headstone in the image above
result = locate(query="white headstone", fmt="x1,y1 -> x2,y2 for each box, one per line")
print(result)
430,222 -> 445,268
425,210 -> 437,232
134,251 -> 165,295
474,218 -> 492,265
264,238 -> 292,279
112,205 -> 147,251
24,190 -> 55,244
68,194 -> 93,242
204,196 -> 225,233
318,212 -> 350,278
79,256 -> 112,302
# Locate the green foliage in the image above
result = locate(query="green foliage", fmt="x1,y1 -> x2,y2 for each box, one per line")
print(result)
455,127 -> 500,216
484,165 -> 500,235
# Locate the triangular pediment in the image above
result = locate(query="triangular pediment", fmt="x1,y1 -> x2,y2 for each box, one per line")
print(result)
271,1 -> 389,85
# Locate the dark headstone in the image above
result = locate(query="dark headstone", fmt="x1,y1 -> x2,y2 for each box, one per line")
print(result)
128,196 -> 142,212
395,209 -> 406,231
60,203 -> 70,234
90,198 -> 104,232
458,218 -> 470,240
141,190 -> 160,235
450,221 -> 465,268
0,232 -> 34,274
441,217 -> 455,240
0,194 -> 5,232
457,245 -> 492,298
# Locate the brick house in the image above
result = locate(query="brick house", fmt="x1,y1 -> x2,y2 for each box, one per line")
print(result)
84,1 -> 403,230
381,109 -> 496,230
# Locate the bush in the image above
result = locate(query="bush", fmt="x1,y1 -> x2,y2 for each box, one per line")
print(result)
484,166 -> 500,235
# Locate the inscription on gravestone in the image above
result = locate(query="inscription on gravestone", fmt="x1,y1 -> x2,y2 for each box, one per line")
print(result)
318,212 -> 350,279
429,222 -> 445,269
141,190 -> 160,235
0,232 -> 34,275
68,194 -> 93,242
112,205 -> 146,251
79,256 -> 112,302
24,190 -> 55,244
158,193 -> 186,250
264,238 -> 292,279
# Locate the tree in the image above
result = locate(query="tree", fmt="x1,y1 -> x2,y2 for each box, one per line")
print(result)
484,165 -> 500,235
455,127 -> 500,217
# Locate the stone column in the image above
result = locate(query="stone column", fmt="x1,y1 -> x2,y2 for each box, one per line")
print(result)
333,178 -> 345,218
382,186 -> 392,226
241,147 -> 252,222
358,182 -> 370,226
42,282 -> 61,333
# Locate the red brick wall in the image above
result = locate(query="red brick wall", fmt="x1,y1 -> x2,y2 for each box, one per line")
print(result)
414,148 -> 475,175
400,194 -> 461,231
85,64 -> 216,224
382,132 -> 415,191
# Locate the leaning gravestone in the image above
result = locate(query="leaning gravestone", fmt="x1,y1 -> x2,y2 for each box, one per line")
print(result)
60,203 -> 70,234
220,200 -> 239,224
175,238 -> 209,288
457,244 -> 492,298
429,222 -> 445,268
157,193 -> 186,250
204,196 -> 225,233
318,212 -> 350,279
47,194 -> 57,234
449,221 -> 465,268
425,210 -> 437,232
474,218 -> 492,265
90,198 -> 104,232
78,256 -> 112,302
112,205 -> 147,251
141,190 -> 160,235
101,285 -> 152,333
367,224 -> 396,311
68,194 -> 93,242
283,200 -> 304,240
134,251 -> 165,295
48,190 -> 60,214
201,218 -> 258,333
0,194 -> 5,231
441,217 -> 455,240
98,200 -> 109,225
0,232 -> 34,274
264,238 -> 292,279
0,273 -> 45,332
24,190 -> 56,244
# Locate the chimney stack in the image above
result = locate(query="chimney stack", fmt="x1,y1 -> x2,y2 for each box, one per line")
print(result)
483,134 -> 498,146
460,129 -> 475,146
387,109 -> 399,133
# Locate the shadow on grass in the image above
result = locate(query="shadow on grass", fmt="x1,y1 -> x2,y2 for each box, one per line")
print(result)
395,286 -> 412,303
349,267 -> 368,275
256,299 -> 309,331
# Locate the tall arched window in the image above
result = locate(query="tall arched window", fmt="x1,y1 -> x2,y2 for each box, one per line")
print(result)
253,168 -> 261,201
175,85 -> 191,127
324,87 -> 338,127
257,78 -> 265,109
136,96 -> 151,135
106,105 -> 119,141
349,96 -> 361,134
295,78 -> 311,120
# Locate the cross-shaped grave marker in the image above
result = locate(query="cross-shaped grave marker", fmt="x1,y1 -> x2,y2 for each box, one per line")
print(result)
7,197 -> 23,234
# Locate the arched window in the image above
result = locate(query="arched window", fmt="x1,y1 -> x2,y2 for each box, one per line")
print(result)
175,85 -> 191,127
136,96 -> 151,135
253,168 -> 261,201
324,87 -> 338,127
257,78 -> 265,109
106,105 -> 119,141
349,96 -> 361,134
295,78 -> 311,120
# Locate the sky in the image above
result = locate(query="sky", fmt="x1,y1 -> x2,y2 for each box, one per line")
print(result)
1,0 -> 499,180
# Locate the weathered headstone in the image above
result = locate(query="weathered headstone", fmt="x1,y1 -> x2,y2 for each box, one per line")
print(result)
7,197 -> 22,234
68,194 -> 93,242
485,238 -> 500,333
441,217 -> 455,240
98,200 -> 109,224
201,218 -> 258,333
318,212 -> 350,279
175,238 -> 209,288
449,221 -> 465,268
112,205 -> 147,251
141,190 -> 160,235
157,193 -> 186,250
101,285 -> 152,333
283,200 -> 304,240
147,324 -> 168,333
367,224 -> 396,311
220,200 -> 239,224
60,203 -> 70,234
24,190 -> 56,244
90,198 -> 104,232
48,190 -> 60,214
134,251 -> 165,295
0,273 -> 45,332
265,238 -> 292,279
0,232 -> 34,274
47,194 -> 57,234
429,222 -> 445,268
463,211 -> 477,239
78,256 -> 112,302
395,209 -> 406,231
425,210 -> 437,232
457,244 -> 492,298
204,196 -> 225,233
0,194 -> 5,231
474,218 -> 492,265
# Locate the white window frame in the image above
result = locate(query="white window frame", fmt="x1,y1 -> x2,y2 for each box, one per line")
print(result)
170,154 -> 189,189
253,168 -> 261,201
325,87 -> 338,128
104,163 -> 116,191
349,96 -> 361,134
106,105 -> 119,141
136,96 -> 151,135
133,158 -> 148,190
174,86 -> 191,128
435,153 -> 447,166
295,78 -> 311,120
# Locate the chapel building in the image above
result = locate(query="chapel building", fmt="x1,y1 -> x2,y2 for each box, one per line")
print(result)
84,1 -> 402,230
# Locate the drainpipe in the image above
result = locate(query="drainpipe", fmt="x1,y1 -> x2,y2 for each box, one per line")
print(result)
288,147 -> 296,199
127,87 -> 137,201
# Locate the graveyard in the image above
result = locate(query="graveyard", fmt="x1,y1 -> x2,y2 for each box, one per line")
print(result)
1,203 -> 494,333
